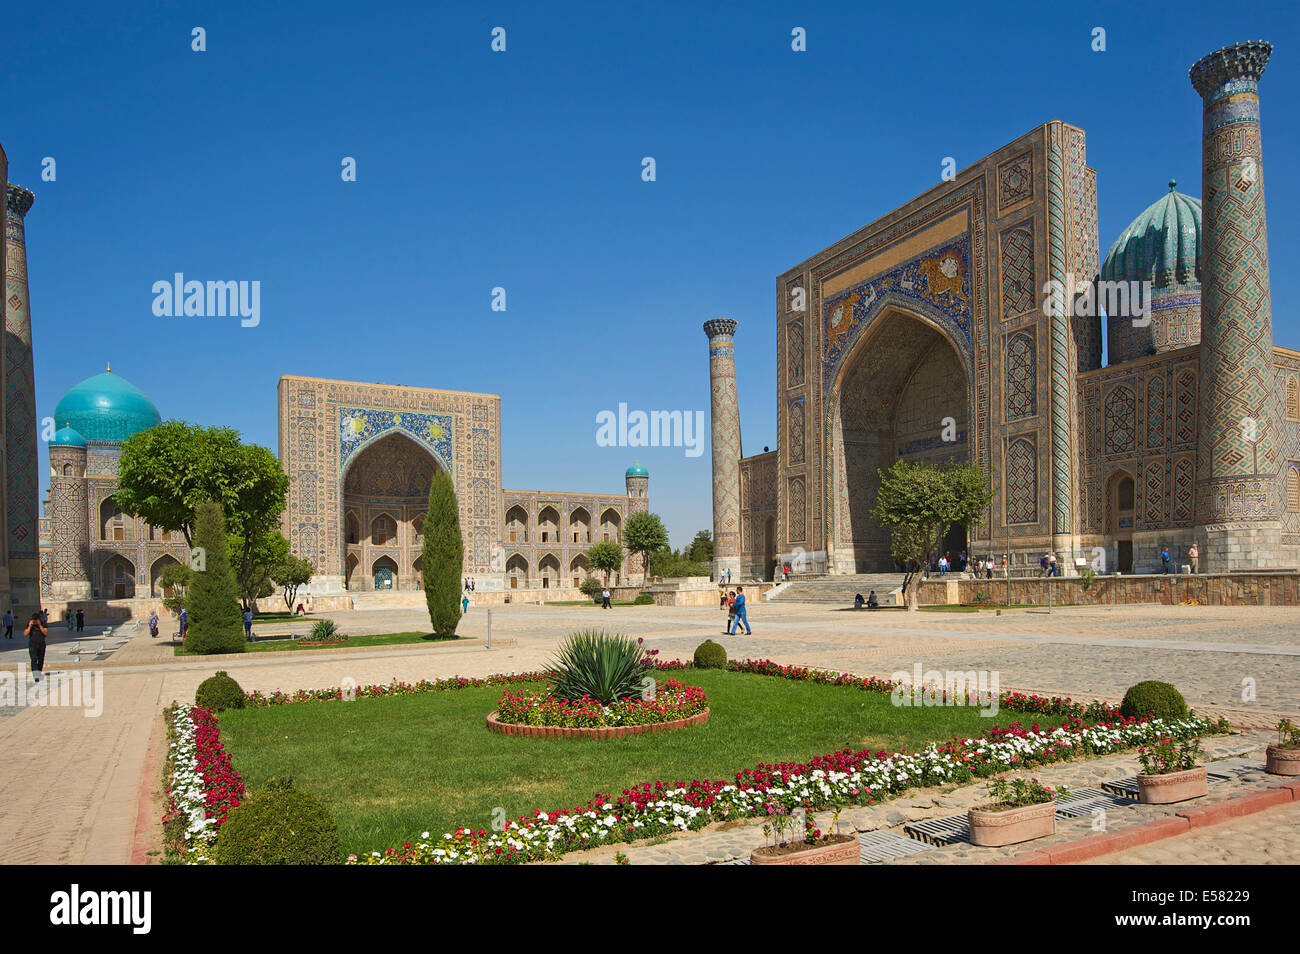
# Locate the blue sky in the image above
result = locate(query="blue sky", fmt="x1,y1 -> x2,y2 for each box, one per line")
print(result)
6,0 -> 1300,547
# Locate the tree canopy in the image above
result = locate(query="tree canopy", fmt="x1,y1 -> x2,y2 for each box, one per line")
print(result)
870,459 -> 992,611
585,541 -> 624,584
623,511 -> 669,584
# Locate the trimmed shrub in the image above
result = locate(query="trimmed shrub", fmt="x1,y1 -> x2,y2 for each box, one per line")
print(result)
195,671 -> 245,712
693,639 -> 728,669
632,592 -> 654,605
214,777 -> 341,865
184,500 -> 246,655
578,576 -> 603,599
422,472 -> 463,636
1119,681 -> 1188,722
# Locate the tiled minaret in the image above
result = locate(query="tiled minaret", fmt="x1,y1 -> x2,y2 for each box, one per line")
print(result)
625,464 -> 649,583
4,184 -> 39,606
0,146 -> 9,609
704,318 -> 742,581
1190,41 -> 1283,570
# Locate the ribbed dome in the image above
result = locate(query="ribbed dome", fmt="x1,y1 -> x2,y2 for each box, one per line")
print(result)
53,370 -> 161,443
1101,181 -> 1201,288
50,424 -> 87,447
626,464 -> 649,477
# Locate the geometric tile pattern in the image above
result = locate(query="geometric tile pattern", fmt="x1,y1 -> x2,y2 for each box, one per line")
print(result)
1176,369 -> 1198,444
1006,436 -> 1038,524
999,224 -> 1035,318
787,318 -> 805,387
1143,459 -> 1165,525
997,151 -> 1034,212
788,398 -> 805,464
1005,331 -> 1036,420
705,319 -> 743,562
1145,375 -> 1166,449
4,186 -> 39,570
1046,124 -> 1073,536
1104,385 -> 1136,456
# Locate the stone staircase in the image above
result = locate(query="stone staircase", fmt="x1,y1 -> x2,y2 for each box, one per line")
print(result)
765,573 -> 911,606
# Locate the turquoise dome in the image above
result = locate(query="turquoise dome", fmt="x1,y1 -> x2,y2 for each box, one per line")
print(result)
53,370 -> 161,443
50,425 -> 87,448
626,464 -> 649,477
1101,180 -> 1201,288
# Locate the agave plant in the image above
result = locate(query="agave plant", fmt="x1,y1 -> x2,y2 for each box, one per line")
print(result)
547,630 -> 649,704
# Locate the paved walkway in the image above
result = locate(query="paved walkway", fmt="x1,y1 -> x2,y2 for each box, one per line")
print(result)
1,601 -> 1297,864
1080,800 -> 1300,864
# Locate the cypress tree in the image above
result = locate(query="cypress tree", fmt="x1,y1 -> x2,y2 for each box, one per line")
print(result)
185,500 -> 246,654
422,470 -> 464,636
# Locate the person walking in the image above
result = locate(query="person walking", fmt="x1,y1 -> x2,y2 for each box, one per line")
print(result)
1160,546 -> 1172,574
25,612 -> 47,682
461,592 -> 470,614
75,608 -> 84,632
243,607 -> 254,641
719,587 -> 728,610
470,578 -> 476,592
149,611 -> 159,638
728,586 -> 752,635
1188,543 -> 1199,575
601,588 -> 611,609
1048,552 -> 1058,577
782,564 -> 790,582
177,607 -> 187,641
724,590 -> 736,633
3,609 -> 12,639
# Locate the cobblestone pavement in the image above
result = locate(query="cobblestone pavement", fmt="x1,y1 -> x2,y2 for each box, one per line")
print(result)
1079,799 -> 1300,865
1,601 -> 1298,864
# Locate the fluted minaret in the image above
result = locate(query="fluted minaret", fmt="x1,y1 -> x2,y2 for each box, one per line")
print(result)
4,184 -> 38,606
1190,41 -> 1283,571
704,319 -> 742,581
0,146 -> 9,609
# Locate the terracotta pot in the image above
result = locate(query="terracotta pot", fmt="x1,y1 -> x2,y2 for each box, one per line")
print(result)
750,834 -> 858,865
967,799 -> 1056,847
1136,766 -> 1208,804
1266,744 -> 1300,776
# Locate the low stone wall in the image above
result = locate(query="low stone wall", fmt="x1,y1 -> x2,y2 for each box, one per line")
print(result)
917,573 -> 1300,607
648,581 -> 776,607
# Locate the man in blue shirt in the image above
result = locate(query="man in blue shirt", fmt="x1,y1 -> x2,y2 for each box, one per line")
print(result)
728,586 -> 753,635
243,607 -> 254,641
178,607 -> 187,641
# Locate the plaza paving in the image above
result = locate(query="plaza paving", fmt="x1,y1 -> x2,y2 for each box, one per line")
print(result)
1,600 -> 1297,865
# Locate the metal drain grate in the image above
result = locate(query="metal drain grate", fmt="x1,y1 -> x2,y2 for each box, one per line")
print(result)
904,813 -> 970,846
857,829 -> 933,863
1101,773 -> 1228,798
1054,787 -> 1130,818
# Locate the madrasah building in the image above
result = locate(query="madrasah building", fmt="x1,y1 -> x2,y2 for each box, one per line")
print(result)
711,41 -> 1300,581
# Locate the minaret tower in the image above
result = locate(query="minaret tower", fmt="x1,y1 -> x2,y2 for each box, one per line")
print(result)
625,464 -> 649,582
48,425 -> 91,601
4,184 -> 37,604
0,146 -> 9,609
703,318 -> 742,581
1190,41 -> 1283,570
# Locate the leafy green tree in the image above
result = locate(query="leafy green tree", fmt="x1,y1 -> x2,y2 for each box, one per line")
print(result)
229,530 -> 289,610
870,459 -> 993,612
422,471 -> 463,636
586,540 -> 624,584
115,422 -> 289,549
649,548 -> 709,579
623,511 -> 669,582
158,562 -> 193,614
273,555 -> 315,612
184,500 -> 245,654
687,530 -> 713,565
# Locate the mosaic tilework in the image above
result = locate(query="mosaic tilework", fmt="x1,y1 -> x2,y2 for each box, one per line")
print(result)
1193,47 -> 1282,524
788,398 -> 805,464
338,406 -> 453,475
786,319 -> 805,387
1104,385 -> 1136,455
1143,459 -> 1166,525
1174,456 -> 1195,522
787,475 -> 806,542
1176,369 -> 1198,444
997,151 -> 1034,211
1287,375 -> 1299,421
704,320 -> 743,563
999,224 -> 1035,318
1046,124 -> 1074,536
1006,437 -> 1037,524
1005,331 -> 1036,420
1145,375 -> 1166,449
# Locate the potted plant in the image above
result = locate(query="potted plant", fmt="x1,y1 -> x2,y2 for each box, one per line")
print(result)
968,777 -> 1061,847
750,805 -> 858,865
1266,718 -> 1300,776
1135,736 -> 1207,804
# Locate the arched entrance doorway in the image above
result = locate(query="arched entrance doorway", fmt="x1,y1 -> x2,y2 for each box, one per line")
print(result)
101,555 -> 136,599
831,308 -> 971,573
342,432 -> 441,591
1106,469 -> 1136,573
150,554 -> 183,598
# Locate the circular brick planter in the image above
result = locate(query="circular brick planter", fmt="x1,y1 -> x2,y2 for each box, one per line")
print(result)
486,708 -> 709,739
1136,766 -> 1208,804
1266,744 -> 1300,776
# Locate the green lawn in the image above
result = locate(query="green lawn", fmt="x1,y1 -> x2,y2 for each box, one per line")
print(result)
218,669 -> 1068,855
174,632 -> 464,655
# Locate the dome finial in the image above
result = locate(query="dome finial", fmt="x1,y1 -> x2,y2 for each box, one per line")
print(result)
106,361 -> 111,373
1169,179 -> 1177,191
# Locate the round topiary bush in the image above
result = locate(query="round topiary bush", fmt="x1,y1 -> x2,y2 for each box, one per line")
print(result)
195,671 -> 245,712
1119,681 -> 1188,722
693,639 -> 728,669
214,778 -> 341,865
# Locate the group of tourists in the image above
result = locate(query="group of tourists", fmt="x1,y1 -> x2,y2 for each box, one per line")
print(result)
719,586 -> 752,635
1161,543 -> 1199,574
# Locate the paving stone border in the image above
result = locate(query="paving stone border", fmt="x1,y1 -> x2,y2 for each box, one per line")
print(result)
486,708 -> 709,739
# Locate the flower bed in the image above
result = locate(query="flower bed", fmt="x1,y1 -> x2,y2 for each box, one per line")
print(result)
492,679 -> 708,730
161,705 -> 246,864
351,711 -> 1218,865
